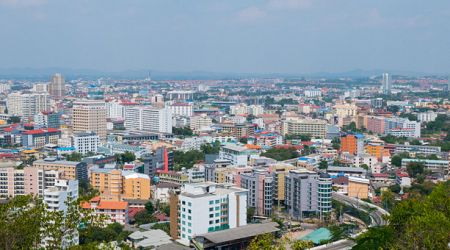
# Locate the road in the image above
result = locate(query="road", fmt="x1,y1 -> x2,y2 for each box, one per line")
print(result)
311,193 -> 390,250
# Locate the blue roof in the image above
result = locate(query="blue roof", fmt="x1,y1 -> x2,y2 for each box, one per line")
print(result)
355,134 -> 365,139
300,228 -> 331,244
57,147 -> 75,151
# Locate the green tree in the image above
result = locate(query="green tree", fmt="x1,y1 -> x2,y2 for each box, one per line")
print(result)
290,240 -> 313,250
406,162 -> 425,178
360,164 -> 369,170
120,151 -> 136,163
145,201 -> 155,215
134,210 -> 156,225
239,137 -> 248,144
261,147 -> 299,161
7,116 -> 20,124
391,152 -> 409,167
201,140 -> 221,154
247,207 -> 255,223
318,160 -> 328,169
381,190 -> 395,210
247,233 -> 283,250
65,152 -> 83,162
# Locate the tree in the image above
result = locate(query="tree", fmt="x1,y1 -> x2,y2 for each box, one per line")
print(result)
7,116 -> 20,124
381,190 -> 395,210
291,240 -> 314,250
247,207 -> 255,223
261,147 -> 299,161
285,134 -> 311,141
247,234 -> 281,250
355,181 -> 450,250
174,150 -> 204,170
134,210 -> 156,225
391,152 -> 409,167
201,140 -> 221,154
172,127 -> 193,136
120,151 -> 136,163
406,162 -> 425,178
389,184 -> 401,194
360,164 -> 369,170
342,122 -> 357,132
65,152 -> 83,162
145,201 -> 155,215
318,160 -> 328,169
239,137 -> 248,144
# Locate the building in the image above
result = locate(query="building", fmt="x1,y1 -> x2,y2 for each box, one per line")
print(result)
81,196 -> 128,225
229,104 -> 248,116
190,114 -> 213,132
365,142 -> 386,160
90,167 -> 151,200
7,92 -> 50,118
34,111 -> 60,129
417,111 -> 438,123
285,169 -> 332,220
142,147 -> 174,176
304,89 -> 322,98
167,90 -> 194,101
48,73 -> 65,98
267,163 -> 295,205
401,158 -> 449,176
347,176 -> 369,199
0,165 -> 60,198
71,131 -> 100,154
33,158 -> 88,182
170,182 -> 247,246
106,101 -> 125,119
340,134 -> 364,155
381,73 -> 391,95
334,103 -> 357,127
395,171 -> 411,187
72,100 -> 107,141
169,102 -> 193,117
281,118 -> 327,138
387,144 -> 441,156
384,117 -> 421,138
43,179 -> 79,212
21,128 -> 61,148
247,105 -> 264,116
122,171 -> 151,200
124,106 -> 172,134
240,168 -> 273,216
219,144 -> 257,167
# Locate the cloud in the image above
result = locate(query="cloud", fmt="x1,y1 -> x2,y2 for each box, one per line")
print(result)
267,0 -> 312,10
0,0 -> 47,7
237,6 -> 267,23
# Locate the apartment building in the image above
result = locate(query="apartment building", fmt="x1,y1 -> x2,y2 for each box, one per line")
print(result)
124,106 -> 172,133
71,131 -> 100,154
190,114 -> 213,132
21,128 -> 61,148
240,168 -> 274,216
7,92 -> 51,118
285,169 -> 332,220
219,144 -> 257,167
340,134 -> 365,155
33,158 -> 88,182
169,102 -> 193,117
72,100 -> 107,141
401,158 -> 449,176
281,118 -> 327,138
170,182 -> 247,246
81,196 -> 129,225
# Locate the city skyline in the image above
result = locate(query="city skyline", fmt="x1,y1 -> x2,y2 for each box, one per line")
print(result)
0,0 -> 449,75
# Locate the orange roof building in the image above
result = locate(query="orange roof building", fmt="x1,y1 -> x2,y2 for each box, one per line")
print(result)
81,196 -> 129,225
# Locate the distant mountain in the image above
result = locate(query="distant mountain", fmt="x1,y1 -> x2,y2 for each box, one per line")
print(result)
0,67 -> 445,81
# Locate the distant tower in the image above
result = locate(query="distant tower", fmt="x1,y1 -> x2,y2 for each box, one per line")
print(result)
49,73 -> 65,99
381,73 -> 391,95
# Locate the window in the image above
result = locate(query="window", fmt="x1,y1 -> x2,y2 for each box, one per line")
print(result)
188,202 -> 192,206
209,214 -> 214,218
209,200 -> 214,205
209,207 -> 213,212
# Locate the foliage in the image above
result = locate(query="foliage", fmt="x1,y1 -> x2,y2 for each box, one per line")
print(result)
261,147 -> 299,161
390,152 -> 409,167
79,223 -> 131,245
172,127 -> 193,136
134,210 -> 157,225
328,223 -> 357,241
174,150 -> 204,170
201,140 -> 221,154
247,207 -> 255,223
388,184 -> 401,194
65,152 -> 83,162
116,151 -> 136,163
151,222 -> 170,234
332,200 -> 371,225
406,162 -> 426,178
7,116 -> 20,124
399,112 -> 417,121
247,233 -> 284,250
360,164 -> 369,170
285,134 -> 311,141
422,114 -> 449,134
379,134 -> 408,144
381,190 -> 395,210
354,181 -> 450,250
145,201 -> 155,215
318,160 -> 328,169
239,137 -> 248,144
290,240 -> 314,250
331,137 -> 340,150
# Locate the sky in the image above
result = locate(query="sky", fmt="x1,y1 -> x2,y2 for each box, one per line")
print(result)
0,0 -> 449,75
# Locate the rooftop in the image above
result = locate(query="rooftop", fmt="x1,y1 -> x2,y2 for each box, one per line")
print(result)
196,222 -> 279,244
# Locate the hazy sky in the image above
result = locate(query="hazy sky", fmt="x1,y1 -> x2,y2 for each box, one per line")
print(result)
0,0 -> 449,74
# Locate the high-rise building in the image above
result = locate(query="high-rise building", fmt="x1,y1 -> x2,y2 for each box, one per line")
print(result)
240,168 -> 274,216
34,111 -> 60,129
340,134 -> 365,155
49,73 -> 65,98
285,169 -> 332,220
281,118 -> 327,138
33,158 -> 88,182
381,73 -> 391,95
7,92 -> 50,118
72,100 -> 107,141
190,114 -> 213,132
124,106 -> 172,133
170,182 -> 247,245
71,131 -> 100,154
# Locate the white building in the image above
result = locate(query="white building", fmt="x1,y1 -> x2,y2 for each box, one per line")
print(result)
106,101 -> 125,119
7,92 -> 50,118
190,114 -> 213,132
176,182 -> 247,245
124,106 -> 172,133
219,144 -> 256,167
229,104 -> 248,116
381,73 -> 391,95
169,102 -> 193,117
247,105 -> 264,116
71,132 -> 100,154
0,83 -> 11,94
304,89 -> 322,98
417,111 -> 438,123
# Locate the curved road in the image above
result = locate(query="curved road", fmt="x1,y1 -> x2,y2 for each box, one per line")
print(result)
310,193 -> 390,250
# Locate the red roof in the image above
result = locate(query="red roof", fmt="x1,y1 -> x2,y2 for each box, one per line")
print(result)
372,173 -> 389,178
23,128 -> 60,135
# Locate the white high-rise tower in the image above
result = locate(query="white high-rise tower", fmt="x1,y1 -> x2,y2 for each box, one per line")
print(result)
381,73 -> 391,95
